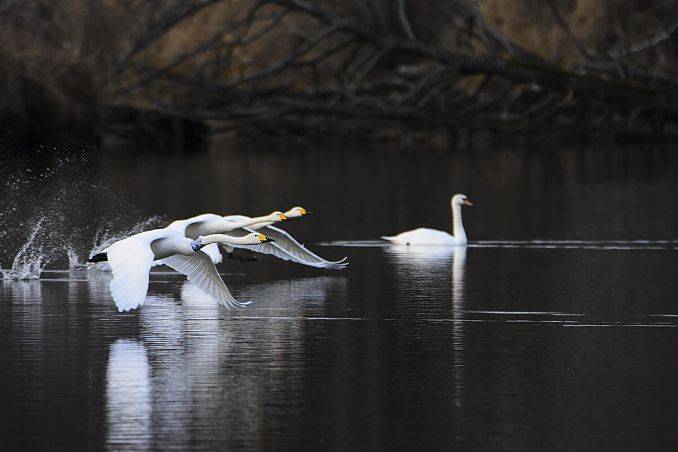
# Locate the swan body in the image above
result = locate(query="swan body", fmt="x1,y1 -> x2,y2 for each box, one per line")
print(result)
382,194 -> 474,246
90,228 -> 271,312
382,228 -> 460,246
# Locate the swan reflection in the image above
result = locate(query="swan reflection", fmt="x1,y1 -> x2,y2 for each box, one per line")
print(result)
383,245 -> 466,308
104,274 -> 349,446
235,276 -> 347,309
383,245 -> 467,425
383,244 -> 466,314
105,339 -> 151,450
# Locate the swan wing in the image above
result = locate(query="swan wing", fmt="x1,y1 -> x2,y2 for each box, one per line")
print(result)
107,237 -> 155,312
200,243 -> 224,264
240,225 -> 348,269
162,251 -> 249,309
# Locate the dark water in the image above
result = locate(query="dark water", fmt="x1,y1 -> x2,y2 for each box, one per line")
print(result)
1,142 -> 678,450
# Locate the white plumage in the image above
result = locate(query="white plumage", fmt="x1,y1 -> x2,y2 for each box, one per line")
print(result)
382,194 -> 474,246
166,207 -> 348,269
228,222 -> 348,269
102,228 -> 269,312
162,252 -> 247,309
107,232 -> 157,312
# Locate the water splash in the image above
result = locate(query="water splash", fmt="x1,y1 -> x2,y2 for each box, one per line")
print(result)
67,246 -> 89,271
4,219 -> 46,280
59,216 -> 164,273
90,216 -> 164,256
0,148 -> 164,276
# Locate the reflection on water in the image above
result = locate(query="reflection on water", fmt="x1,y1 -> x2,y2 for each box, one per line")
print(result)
2,237 -> 678,450
3,142 -> 678,450
384,245 -> 468,439
235,276 -> 347,312
10,279 -> 43,302
106,339 -> 151,451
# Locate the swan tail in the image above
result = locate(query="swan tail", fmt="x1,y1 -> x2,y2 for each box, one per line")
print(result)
88,252 -> 108,263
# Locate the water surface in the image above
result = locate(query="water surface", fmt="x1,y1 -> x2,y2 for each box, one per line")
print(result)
1,142 -> 677,450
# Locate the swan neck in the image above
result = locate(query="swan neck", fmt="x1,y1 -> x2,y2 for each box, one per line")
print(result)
247,221 -> 273,231
201,234 -> 251,246
452,203 -> 466,242
229,215 -> 271,229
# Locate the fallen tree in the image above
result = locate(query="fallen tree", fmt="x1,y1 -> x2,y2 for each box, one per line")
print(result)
3,0 -> 678,143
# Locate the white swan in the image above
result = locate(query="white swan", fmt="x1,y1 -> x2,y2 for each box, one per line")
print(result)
382,194 -> 474,246
87,229 -> 273,312
173,207 -> 348,269
163,210 -> 287,264
220,206 -> 348,269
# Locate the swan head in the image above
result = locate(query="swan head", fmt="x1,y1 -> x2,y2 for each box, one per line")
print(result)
268,211 -> 288,222
284,206 -> 310,218
452,194 -> 474,207
243,232 -> 275,244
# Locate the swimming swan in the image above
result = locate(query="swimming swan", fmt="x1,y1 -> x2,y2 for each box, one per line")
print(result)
382,194 -> 474,246
88,229 -> 273,312
220,206 -> 348,269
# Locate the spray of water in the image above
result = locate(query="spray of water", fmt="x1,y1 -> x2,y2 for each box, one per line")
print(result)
4,219 -> 46,280
90,216 -> 164,256
69,215 -> 165,272
1,147 -> 165,278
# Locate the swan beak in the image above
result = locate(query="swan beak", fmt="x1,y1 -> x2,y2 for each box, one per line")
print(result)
463,199 -> 475,206
258,234 -> 274,243
279,214 -> 288,221
301,208 -> 310,216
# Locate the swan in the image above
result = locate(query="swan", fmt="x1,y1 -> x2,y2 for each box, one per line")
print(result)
243,206 -> 310,230
87,229 -> 273,312
162,210 -> 287,264
219,206 -> 348,269
382,194 -> 474,246
173,207 -> 348,269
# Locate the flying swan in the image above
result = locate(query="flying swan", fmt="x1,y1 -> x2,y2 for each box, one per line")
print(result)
222,206 -> 348,269
88,229 -> 273,312
382,194 -> 474,246
169,207 -> 348,269
163,210 -> 286,264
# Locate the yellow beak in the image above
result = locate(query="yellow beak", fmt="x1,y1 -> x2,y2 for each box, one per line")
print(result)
279,214 -> 288,221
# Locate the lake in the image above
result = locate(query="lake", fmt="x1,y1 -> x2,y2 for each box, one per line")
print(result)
1,140 -> 678,450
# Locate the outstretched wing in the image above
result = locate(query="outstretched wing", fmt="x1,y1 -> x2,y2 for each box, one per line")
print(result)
107,237 -> 155,312
162,251 -> 249,309
237,225 -> 348,269
200,243 -> 223,264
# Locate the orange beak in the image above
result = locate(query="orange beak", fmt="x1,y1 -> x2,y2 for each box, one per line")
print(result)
280,214 -> 288,221
463,199 -> 475,206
